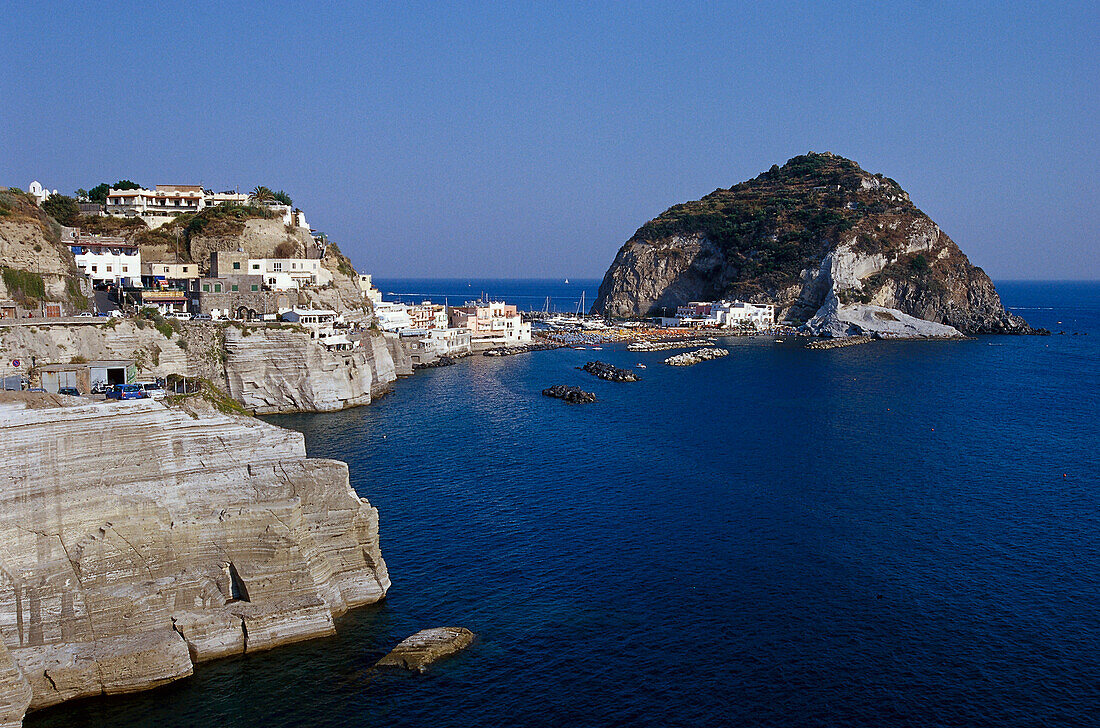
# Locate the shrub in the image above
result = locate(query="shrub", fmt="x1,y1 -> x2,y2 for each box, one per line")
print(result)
42,195 -> 80,226
1,267 -> 46,300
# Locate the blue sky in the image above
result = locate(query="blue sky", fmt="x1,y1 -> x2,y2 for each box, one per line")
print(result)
2,1 -> 1096,279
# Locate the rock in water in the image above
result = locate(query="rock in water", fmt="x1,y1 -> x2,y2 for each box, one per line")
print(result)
579,361 -> 641,382
591,152 -> 1033,335
542,385 -> 597,403
664,347 -> 730,366
376,628 -> 476,673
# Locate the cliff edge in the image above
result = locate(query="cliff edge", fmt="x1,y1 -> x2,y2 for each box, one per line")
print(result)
0,393 -> 389,724
592,153 -> 1031,336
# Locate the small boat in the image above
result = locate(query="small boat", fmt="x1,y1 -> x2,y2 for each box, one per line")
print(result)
592,346 -> 602,350
574,346 -> 586,350
637,364 -> 647,369
564,278 -> 570,284
774,339 -> 784,343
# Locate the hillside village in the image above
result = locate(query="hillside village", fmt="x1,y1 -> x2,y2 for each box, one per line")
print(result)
0,179 -> 533,396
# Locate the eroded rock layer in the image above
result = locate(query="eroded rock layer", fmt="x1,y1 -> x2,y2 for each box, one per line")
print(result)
0,394 -> 389,723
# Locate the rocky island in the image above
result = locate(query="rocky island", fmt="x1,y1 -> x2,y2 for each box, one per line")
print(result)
0,393 -> 389,725
592,153 -> 1033,337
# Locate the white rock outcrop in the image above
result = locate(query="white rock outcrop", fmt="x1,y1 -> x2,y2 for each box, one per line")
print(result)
0,394 -> 389,724
804,292 -> 963,338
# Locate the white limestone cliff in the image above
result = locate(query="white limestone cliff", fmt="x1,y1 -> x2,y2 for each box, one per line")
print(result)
0,394 -> 389,724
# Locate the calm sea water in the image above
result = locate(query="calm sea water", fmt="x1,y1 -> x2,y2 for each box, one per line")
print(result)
29,281 -> 1100,728
374,277 -> 602,314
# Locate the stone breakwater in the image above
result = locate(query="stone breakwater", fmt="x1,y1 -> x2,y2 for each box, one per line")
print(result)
579,361 -> 640,382
628,339 -> 715,352
806,336 -> 874,350
0,394 -> 389,725
541,385 -> 597,403
664,348 -> 730,366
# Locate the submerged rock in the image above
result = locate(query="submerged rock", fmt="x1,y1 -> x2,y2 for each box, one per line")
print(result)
579,361 -> 640,382
542,385 -> 597,403
375,627 -> 476,673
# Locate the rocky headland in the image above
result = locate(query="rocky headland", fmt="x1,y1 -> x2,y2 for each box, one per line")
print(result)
0,393 -> 389,725
592,153 -> 1033,337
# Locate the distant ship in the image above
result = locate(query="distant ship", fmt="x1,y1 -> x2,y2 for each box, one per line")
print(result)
564,278 -> 570,284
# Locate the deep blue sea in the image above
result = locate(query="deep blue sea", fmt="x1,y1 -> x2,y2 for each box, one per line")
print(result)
28,281 -> 1100,728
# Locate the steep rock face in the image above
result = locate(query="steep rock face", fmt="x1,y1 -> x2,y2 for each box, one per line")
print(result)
189,219 -> 313,271
0,394 -> 389,722
0,321 -> 400,414
223,327 -> 394,413
592,153 -> 1030,334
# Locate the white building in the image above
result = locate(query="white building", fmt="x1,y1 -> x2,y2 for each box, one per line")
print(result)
449,301 -> 532,347
373,301 -> 414,331
28,181 -> 56,206
64,228 -> 141,287
357,274 -> 383,305
399,327 -> 472,365
280,307 -> 356,350
709,301 -> 775,330
245,258 -> 333,290
106,184 -> 206,225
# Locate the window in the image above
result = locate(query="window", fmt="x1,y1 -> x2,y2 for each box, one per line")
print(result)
251,285 -> 258,292
106,266 -> 112,272
91,266 -> 97,272
203,284 -> 210,292
231,284 -> 238,292
214,284 -> 222,293
233,262 -> 240,270
122,267 -> 128,273
182,266 -> 189,273
252,264 -> 260,270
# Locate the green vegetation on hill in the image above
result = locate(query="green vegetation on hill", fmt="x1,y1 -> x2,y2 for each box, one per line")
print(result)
633,152 -> 919,291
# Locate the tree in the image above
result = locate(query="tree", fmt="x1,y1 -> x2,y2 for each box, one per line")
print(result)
251,186 -> 275,202
75,188 -> 89,201
272,190 -> 293,206
88,183 -> 109,203
42,194 -> 80,226
113,180 -> 141,190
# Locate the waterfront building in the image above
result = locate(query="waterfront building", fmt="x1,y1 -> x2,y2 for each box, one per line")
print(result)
64,228 -> 141,287
449,301 -> 531,347
374,302 -> 414,331
399,327 -> 472,365
710,300 -> 775,329
407,301 -> 448,330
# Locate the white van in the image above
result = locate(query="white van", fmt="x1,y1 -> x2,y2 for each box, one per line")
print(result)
134,381 -> 167,400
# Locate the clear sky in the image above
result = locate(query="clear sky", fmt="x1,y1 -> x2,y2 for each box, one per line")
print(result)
2,1 -> 1096,280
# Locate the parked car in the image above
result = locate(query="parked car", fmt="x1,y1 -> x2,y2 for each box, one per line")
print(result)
58,387 -> 82,396
190,313 -> 212,321
75,312 -> 94,317
105,384 -> 148,400
107,310 -> 125,319
134,381 -> 167,399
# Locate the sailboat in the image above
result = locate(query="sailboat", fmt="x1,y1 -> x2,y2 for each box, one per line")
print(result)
564,278 -> 570,284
